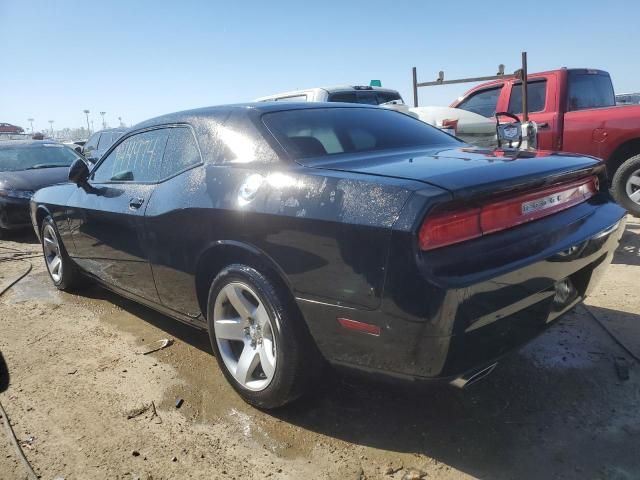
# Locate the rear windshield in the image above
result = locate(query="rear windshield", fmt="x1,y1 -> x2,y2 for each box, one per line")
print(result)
328,90 -> 402,105
0,144 -> 80,172
567,72 -> 615,111
263,107 -> 460,160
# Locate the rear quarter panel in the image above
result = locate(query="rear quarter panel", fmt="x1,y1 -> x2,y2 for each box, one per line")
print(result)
143,162 -> 424,316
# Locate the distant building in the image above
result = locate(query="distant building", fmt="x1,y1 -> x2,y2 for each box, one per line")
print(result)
0,122 -> 24,133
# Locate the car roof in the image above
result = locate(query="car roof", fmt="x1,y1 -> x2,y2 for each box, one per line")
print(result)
133,102 -> 379,129
93,128 -> 127,134
0,140 -> 64,149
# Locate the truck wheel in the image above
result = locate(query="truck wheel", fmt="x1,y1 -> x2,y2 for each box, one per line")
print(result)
612,154 -> 640,217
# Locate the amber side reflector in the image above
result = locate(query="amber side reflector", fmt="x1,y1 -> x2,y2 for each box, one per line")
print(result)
337,318 -> 381,336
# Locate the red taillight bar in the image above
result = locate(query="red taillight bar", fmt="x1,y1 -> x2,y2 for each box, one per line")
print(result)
419,176 -> 598,251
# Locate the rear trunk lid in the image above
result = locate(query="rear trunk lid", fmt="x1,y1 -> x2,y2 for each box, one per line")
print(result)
303,147 -> 604,201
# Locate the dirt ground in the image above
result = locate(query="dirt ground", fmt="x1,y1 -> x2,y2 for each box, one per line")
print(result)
0,216 -> 638,480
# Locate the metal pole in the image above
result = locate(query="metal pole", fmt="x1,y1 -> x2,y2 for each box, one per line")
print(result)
521,51 -> 529,122
83,110 -> 90,134
412,67 -> 418,107
28,118 -> 34,133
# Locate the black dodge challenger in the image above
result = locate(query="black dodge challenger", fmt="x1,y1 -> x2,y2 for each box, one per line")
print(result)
30,103 -> 626,408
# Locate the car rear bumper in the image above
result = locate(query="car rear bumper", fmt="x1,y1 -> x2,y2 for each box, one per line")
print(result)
0,197 -> 31,230
296,198 -> 626,381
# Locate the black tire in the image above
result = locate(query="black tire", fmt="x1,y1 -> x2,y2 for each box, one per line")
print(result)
612,154 -> 640,217
206,264 -> 321,409
40,216 -> 83,291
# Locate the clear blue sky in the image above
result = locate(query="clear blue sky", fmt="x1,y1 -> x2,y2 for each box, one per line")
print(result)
1,0 -> 639,132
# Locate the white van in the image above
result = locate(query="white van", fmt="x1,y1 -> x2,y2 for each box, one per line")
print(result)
255,85 -> 404,105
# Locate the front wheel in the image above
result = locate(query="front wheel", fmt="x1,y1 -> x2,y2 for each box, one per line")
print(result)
612,154 -> 640,217
207,264 -> 320,409
41,216 -> 82,291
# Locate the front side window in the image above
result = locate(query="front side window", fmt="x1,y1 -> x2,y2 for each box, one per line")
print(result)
263,107 -> 460,161
567,71 -> 615,111
508,80 -> 547,114
457,86 -> 502,118
159,127 -> 201,178
92,129 -> 169,183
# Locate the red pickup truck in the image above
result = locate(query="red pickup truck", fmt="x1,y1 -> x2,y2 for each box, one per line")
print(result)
451,68 -> 640,215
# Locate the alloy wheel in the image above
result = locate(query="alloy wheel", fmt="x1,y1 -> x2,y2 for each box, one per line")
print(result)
625,168 -> 640,205
43,224 -> 63,283
213,282 -> 277,391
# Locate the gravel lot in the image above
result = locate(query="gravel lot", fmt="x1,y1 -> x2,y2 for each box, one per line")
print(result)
1,216 -> 638,480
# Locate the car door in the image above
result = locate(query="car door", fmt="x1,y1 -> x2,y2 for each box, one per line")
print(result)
143,126 -> 205,317
67,128 -> 170,302
562,70 -> 616,159
506,78 -> 559,150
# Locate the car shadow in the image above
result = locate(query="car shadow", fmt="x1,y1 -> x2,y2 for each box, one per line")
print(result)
268,309 -> 640,479
613,218 -> 640,266
78,284 -> 213,354
0,228 -> 39,245
0,351 -> 9,393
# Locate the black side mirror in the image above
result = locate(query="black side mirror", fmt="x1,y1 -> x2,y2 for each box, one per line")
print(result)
69,158 -> 90,185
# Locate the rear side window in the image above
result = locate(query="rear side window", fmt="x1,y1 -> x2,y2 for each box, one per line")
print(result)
159,127 -> 201,179
508,80 -> 547,114
457,87 -> 502,118
263,107 -> 460,161
92,129 -> 169,183
328,90 -> 403,105
567,72 -> 615,111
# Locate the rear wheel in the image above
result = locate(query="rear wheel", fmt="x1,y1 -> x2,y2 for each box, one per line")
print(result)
41,216 -> 82,291
612,154 -> 640,217
207,264 -> 320,409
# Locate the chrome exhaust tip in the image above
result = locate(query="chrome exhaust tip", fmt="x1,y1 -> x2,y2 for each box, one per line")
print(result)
450,363 -> 498,389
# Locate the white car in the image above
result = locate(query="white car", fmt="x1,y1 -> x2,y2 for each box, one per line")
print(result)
255,85 -> 404,105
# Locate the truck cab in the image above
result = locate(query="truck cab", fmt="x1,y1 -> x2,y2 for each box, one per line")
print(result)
452,68 -> 640,215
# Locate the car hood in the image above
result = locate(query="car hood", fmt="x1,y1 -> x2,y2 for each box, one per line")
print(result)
0,167 -> 70,192
304,147 -> 604,200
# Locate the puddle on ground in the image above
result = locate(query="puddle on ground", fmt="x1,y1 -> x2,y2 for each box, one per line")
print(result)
6,271 -> 64,304
519,311 -> 607,370
85,287 -> 315,460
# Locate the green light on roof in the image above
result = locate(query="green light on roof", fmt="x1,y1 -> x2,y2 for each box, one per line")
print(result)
369,80 -> 382,87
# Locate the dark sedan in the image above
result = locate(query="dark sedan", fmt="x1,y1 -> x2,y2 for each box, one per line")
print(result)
30,103 -> 626,408
82,128 -> 127,164
0,141 -> 82,236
